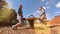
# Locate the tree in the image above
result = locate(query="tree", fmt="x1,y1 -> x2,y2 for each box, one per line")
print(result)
0,0 -> 17,26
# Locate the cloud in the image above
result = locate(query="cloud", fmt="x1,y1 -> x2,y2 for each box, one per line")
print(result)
34,14 -> 40,18
28,14 -> 30,16
46,13 -> 51,20
55,12 -> 60,14
46,14 -> 50,17
56,2 -> 60,8
42,6 -> 50,10
46,6 -> 50,9
45,2 -> 49,5
36,11 -> 40,13
40,0 -> 45,2
33,12 -> 40,18
43,6 -> 50,10
33,13 -> 37,15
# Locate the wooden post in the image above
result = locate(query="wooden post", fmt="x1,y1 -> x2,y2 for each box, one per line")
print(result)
28,20 -> 34,29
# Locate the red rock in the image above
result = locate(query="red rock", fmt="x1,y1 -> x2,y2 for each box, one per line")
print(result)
50,15 -> 60,26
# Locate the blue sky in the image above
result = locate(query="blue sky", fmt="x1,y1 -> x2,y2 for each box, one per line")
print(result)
5,0 -> 60,20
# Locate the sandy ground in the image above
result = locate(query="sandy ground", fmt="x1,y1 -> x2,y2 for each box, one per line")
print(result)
0,23 -> 60,34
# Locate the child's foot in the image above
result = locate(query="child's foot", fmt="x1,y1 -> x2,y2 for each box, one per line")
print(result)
12,25 -> 17,30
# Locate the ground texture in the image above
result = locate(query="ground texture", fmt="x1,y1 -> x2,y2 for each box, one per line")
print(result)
0,23 -> 60,34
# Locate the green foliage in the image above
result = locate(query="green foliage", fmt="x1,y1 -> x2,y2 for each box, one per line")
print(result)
0,0 -> 17,25
0,7 -> 17,25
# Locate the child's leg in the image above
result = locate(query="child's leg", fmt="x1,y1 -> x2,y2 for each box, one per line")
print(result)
12,23 -> 20,30
12,16 -> 22,29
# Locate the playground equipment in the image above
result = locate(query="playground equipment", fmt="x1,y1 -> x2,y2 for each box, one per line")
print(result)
12,4 -> 47,29
26,7 -> 47,28
0,0 -> 47,29
26,15 -> 40,29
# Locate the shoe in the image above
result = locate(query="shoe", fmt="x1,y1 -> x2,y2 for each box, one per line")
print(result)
12,25 -> 17,30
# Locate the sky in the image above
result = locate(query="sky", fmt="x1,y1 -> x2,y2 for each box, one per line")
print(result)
5,0 -> 60,20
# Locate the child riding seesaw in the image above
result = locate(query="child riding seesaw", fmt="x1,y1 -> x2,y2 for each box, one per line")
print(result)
12,4 -> 24,30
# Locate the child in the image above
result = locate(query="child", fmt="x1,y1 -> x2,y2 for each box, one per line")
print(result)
12,4 -> 23,30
